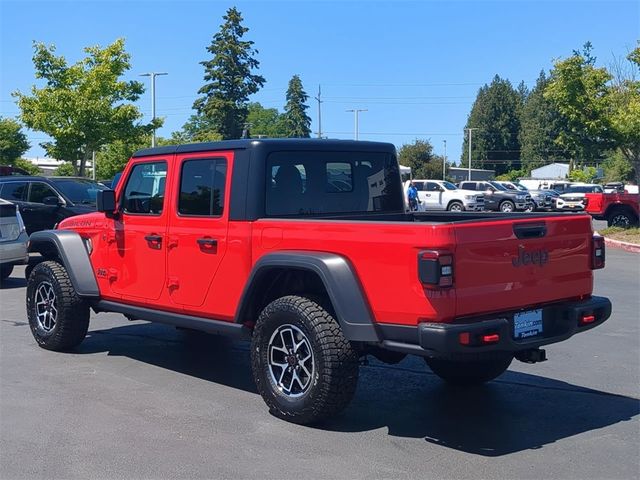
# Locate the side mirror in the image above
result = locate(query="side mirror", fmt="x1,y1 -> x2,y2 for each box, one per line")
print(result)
43,196 -> 63,206
97,189 -> 116,213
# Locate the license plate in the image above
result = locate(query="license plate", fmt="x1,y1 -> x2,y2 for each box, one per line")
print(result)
513,309 -> 543,339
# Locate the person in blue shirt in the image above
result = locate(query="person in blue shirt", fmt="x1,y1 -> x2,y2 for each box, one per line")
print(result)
407,181 -> 419,211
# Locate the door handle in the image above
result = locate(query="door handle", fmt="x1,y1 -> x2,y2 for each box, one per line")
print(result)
144,234 -> 163,249
197,238 -> 218,247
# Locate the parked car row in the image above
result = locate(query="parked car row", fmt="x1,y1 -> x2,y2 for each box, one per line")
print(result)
406,179 -> 610,214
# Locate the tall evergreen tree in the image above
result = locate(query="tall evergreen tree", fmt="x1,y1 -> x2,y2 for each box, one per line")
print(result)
283,75 -> 311,138
519,71 -> 571,171
461,75 -> 522,175
194,7 -> 265,140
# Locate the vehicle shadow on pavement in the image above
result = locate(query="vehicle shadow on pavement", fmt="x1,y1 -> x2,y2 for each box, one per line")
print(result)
76,322 -> 638,457
326,356 -> 640,456
0,276 -> 27,289
78,321 -> 258,394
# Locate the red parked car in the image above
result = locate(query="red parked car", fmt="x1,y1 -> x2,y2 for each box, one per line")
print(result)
584,191 -> 639,227
25,139 -> 611,424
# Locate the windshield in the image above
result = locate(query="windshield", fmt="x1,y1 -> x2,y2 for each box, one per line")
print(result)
489,181 -> 508,191
514,183 -> 529,191
564,185 -> 603,194
51,178 -> 107,204
442,181 -> 457,190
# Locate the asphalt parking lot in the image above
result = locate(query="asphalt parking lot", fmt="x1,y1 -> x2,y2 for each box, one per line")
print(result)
1,249 -> 638,480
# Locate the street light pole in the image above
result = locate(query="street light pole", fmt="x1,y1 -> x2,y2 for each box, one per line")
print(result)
443,139 -> 447,181
140,72 -> 168,147
465,128 -> 478,181
346,109 -> 367,140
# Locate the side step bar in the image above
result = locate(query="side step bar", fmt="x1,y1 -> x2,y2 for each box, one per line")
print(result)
95,301 -> 251,340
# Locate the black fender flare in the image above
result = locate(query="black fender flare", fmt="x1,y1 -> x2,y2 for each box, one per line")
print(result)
235,251 -> 380,342
28,230 -> 99,298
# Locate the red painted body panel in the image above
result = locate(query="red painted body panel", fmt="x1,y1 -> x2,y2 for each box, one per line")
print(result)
58,149 -> 598,330
584,192 -> 640,217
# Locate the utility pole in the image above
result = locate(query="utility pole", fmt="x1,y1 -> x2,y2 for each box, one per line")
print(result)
465,128 -> 478,181
346,109 -> 367,140
443,139 -> 447,181
140,72 -> 168,147
314,85 -> 323,139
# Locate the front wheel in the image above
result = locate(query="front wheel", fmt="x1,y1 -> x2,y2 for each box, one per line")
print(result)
251,295 -> 359,425
425,355 -> 513,386
447,201 -> 464,212
500,201 -> 515,213
26,261 -> 90,351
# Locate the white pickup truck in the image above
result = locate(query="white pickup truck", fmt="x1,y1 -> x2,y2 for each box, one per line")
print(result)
413,179 -> 485,211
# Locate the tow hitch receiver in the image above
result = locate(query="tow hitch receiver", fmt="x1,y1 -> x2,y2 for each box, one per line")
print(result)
515,348 -> 547,364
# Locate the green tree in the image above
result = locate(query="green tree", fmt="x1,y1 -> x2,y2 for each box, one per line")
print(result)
54,162 -> 76,176
194,7 -> 265,140
608,44 -> 640,184
173,114 -> 223,143
246,102 -> 287,137
519,71 -> 571,170
13,158 -> 41,175
398,139 -> 445,179
282,75 -> 311,137
568,166 -> 598,183
461,75 -> 522,175
544,43 -> 614,163
14,39 -> 157,177
0,117 -> 30,164
601,149 -> 634,182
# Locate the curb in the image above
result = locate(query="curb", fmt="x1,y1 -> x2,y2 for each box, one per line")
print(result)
603,237 -> 640,254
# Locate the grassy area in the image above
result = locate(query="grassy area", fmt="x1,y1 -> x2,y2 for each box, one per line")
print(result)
599,227 -> 640,245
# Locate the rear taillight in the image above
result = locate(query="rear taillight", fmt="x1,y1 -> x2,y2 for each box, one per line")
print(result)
592,235 -> 605,269
418,250 -> 454,288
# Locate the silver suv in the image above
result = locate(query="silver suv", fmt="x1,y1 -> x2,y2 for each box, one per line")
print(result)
0,199 -> 28,280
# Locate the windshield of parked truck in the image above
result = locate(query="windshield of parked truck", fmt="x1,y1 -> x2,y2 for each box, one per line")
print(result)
50,178 -> 108,205
442,181 -> 457,190
489,181 -> 508,191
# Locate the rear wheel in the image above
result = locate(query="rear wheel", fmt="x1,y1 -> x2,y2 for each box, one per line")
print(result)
447,201 -> 464,212
500,201 -> 515,213
0,264 -> 14,280
251,295 -> 359,425
607,209 -> 638,228
425,355 -> 513,386
26,261 -> 90,351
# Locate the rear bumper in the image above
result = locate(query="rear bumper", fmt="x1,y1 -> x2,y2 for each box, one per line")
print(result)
0,232 -> 29,266
378,296 -> 612,358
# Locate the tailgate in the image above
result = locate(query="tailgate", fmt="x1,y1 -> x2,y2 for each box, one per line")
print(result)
454,215 -> 593,318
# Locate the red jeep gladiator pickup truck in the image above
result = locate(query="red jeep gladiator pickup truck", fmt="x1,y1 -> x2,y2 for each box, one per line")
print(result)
26,139 -> 611,424
584,191 -> 640,228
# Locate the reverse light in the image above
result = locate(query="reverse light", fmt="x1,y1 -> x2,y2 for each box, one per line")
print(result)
418,250 -> 454,288
592,235 -> 605,269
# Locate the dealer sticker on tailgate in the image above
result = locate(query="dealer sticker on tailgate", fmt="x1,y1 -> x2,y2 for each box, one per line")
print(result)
513,309 -> 543,339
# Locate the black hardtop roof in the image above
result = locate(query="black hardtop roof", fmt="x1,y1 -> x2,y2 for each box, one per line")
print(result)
132,138 -> 397,158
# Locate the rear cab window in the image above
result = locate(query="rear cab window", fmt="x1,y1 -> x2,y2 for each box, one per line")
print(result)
265,151 -> 402,216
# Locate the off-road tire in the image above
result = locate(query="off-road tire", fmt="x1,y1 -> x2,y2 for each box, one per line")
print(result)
26,261 -> 90,351
447,201 -> 464,212
425,355 -> 513,386
607,208 -> 638,228
500,200 -> 515,213
251,295 -> 359,425
0,264 -> 14,280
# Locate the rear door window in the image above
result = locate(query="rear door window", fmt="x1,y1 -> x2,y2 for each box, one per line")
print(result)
178,158 -> 227,216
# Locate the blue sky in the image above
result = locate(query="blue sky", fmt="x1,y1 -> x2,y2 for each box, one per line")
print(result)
1,0 -> 638,164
